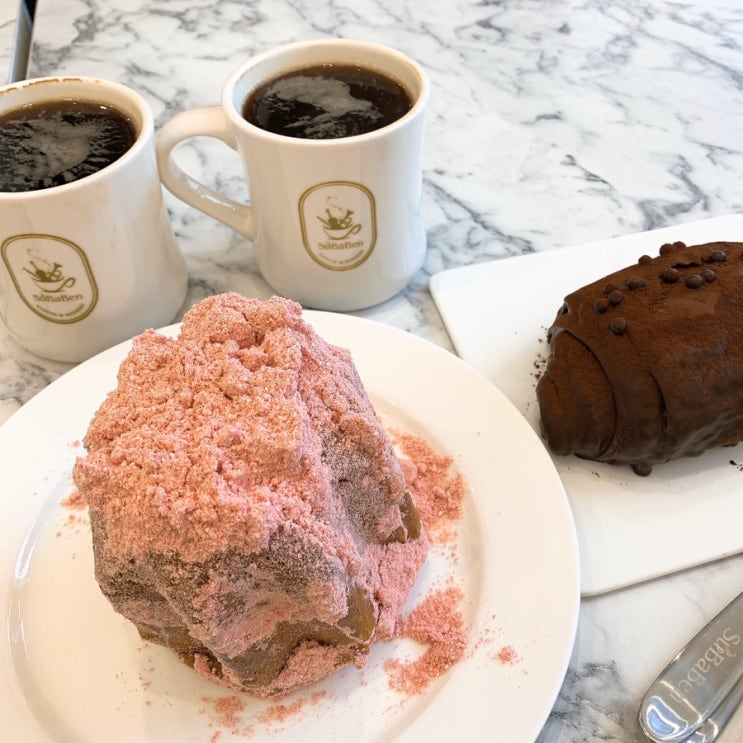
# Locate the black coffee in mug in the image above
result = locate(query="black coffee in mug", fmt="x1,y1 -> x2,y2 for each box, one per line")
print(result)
0,99 -> 136,192
243,63 -> 413,139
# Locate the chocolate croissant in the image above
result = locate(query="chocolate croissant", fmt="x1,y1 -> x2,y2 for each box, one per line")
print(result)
536,240 -> 743,475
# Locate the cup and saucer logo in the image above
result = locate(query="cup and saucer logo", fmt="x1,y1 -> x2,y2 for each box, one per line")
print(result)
1,234 -> 98,323
299,181 -> 377,270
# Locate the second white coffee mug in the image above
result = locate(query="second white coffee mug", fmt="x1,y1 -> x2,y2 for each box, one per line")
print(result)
0,76 -> 188,363
156,39 -> 428,311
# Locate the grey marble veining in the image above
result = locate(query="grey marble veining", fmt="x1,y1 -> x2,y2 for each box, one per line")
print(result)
3,0 -> 743,740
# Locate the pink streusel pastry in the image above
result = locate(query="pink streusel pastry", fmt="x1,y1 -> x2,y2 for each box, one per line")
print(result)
73,294 -> 428,697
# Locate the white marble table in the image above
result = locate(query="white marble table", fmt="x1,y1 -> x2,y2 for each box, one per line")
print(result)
4,0 -> 743,740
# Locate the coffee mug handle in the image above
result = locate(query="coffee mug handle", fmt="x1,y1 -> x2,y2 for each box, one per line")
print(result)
156,107 -> 255,239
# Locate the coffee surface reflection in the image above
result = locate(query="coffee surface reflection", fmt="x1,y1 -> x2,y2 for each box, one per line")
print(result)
243,63 -> 413,139
0,99 -> 136,192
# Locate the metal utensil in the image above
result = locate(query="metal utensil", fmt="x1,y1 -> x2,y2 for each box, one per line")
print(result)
8,0 -> 36,83
638,590 -> 743,743
679,672 -> 743,743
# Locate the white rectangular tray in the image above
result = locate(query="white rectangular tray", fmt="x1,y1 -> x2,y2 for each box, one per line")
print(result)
431,213 -> 743,596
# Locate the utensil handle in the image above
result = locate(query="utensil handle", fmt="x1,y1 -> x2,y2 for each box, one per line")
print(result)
639,590 -> 743,742
681,671 -> 743,743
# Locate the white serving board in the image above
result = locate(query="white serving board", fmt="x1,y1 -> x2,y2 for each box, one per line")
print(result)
430,213 -> 743,596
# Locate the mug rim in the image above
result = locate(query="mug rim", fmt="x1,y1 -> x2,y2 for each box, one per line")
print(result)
221,38 -> 429,146
0,76 -> 154,200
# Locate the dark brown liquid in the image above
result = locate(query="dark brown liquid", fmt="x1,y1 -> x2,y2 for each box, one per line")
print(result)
243,63 -> 413,140
0,99 -> 136,192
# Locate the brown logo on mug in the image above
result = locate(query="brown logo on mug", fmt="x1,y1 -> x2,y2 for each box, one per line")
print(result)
1,234 -> 99,323
299,182 -> 376,271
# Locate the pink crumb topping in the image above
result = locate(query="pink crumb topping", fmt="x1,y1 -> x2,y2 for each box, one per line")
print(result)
495,645 -> 520,664
259,698 -> 305,724
74,294 -> 408,564
213,695 -> 245,726
258,691 -> 326,725
60,489 -> 86,509
394,432 -> 465,544
385,584 -> 467,696
73,294 -> 429,697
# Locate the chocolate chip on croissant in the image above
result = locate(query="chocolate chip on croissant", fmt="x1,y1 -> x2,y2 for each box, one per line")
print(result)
536,240 -> 743,475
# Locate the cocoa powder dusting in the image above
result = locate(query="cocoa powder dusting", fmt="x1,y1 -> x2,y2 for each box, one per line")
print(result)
385,584 -> 467,696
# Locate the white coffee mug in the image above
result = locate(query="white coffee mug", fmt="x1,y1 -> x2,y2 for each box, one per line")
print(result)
0,76 -> 188,363
156,39 -> 428,311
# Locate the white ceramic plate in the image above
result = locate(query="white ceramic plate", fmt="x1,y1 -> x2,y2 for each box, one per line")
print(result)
431,212 -> 743,596
1,312 -> 579,742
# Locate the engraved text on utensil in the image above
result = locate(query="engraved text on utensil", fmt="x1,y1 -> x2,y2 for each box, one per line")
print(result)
669,627 -> 741,702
